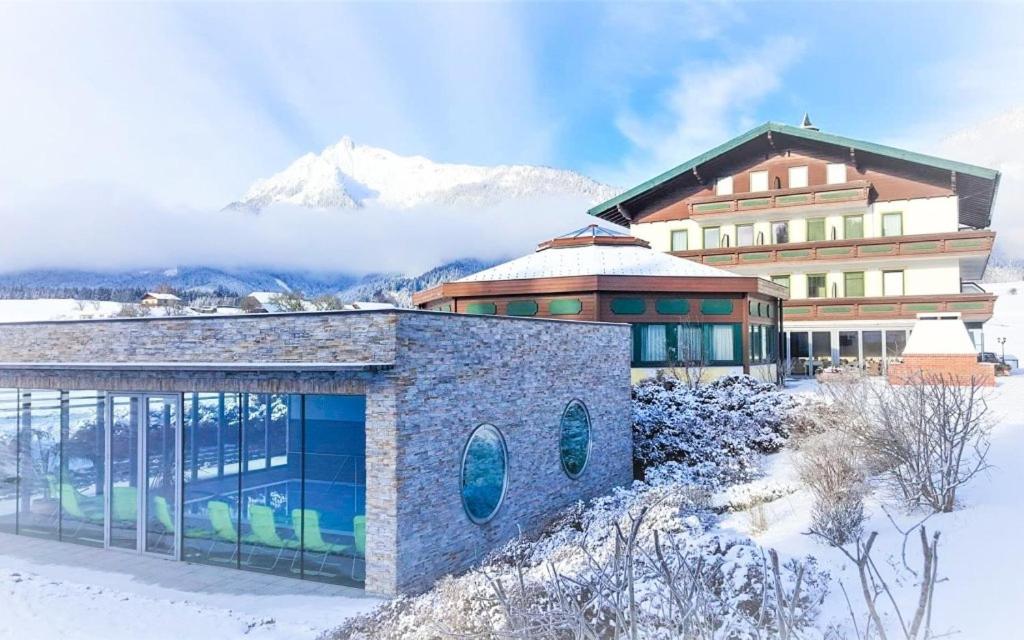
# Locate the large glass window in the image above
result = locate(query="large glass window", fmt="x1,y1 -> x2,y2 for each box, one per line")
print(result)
839,331 -> 859,367
806,218 -> 826,242
807,274 -> 827,298
632,323 -> 741,366
703,227 -> 721,249
19,390 -> 62,540
844,272 -> 865,297
636,324 -> 668,363
677,324 -> 703,362
882,212 -> 903,237
0,389 -> 18,534
62,392 -> 105,547
559,401 -> 591,479
863,331 -> 884,375
709,325 -> 736,362
812,332 -> 833,369
886,330 -> 908,359
789,332 -> 811,376
670,229 -> 688,252
108,395 -> 140,550
772,221 -> 789,244
844,215 -> 864,239
461,424 -> 507,524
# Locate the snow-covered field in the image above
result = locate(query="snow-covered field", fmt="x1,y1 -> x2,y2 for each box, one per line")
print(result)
0,299 -> 124,322
984,280 -> 1023,362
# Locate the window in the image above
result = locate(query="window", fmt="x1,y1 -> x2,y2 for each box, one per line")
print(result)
461,424 -> 508,524
883,270 -> 904,296
0,390 -> 17,535
844,272 -> 865,297
670,229 -> 689,251
559,401 -> 591,479
882,212 -> 903,237
736,224 -> 754,247
749,170 -> 769,192
635,324 -> 669,363
788,165 -> 808,188
771,274 -> 790,290
772,221 -> 789,244
703,227 -> 721,249
886,330 -> 908,358
709,325 -> 736,362
844,215 -> 864,239
807,273 -> 827,298
677,324 -> 702,362
806,218 -> 826,242
826,163 -> 847,185
716,176 -> 733,196
632,323 -> 740,366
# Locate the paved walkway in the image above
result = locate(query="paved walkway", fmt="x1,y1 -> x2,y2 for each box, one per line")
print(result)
0,531 -> 371,598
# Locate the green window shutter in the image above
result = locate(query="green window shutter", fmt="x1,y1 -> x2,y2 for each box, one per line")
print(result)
655,298 -> 689,315
506,300 -> 538,316
465,302 -> 497,315
611,298 -> 646,315
700,299 -> 734,315
548,298 -> 583,315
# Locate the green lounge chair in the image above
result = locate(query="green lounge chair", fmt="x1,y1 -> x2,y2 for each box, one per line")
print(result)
152,495 -> 210,550
58,482 -> 103,537
352,515 -> 366,580
291,508 -> 350,573
206,500 -> 245,562
245,504 -> 297,570
111,486 -> 137,523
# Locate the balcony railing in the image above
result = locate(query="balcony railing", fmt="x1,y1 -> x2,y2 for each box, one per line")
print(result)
782,292 -> 996,322
687,180 -> 871,217
671,230 -> 995,267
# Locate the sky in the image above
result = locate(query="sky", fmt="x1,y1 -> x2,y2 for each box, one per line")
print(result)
0,1 -> 1022,275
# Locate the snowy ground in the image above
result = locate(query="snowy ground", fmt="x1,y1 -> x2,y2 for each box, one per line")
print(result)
0,299 -> 124,322
984,280 -> 1023,362
724,374 -> 1024,639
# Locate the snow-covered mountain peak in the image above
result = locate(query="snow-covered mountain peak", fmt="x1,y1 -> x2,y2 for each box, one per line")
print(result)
225,137 -> 618,212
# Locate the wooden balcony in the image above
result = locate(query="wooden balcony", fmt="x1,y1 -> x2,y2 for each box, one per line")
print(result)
687,180 -> 871,217
782,292 -> 996,323
671,230 -> 995,267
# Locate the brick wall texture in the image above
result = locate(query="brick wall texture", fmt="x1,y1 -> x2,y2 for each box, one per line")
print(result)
0,310 -> 633,595
888,354 -> 996,387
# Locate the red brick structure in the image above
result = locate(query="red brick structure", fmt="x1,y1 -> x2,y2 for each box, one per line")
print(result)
887,353 -> 995,387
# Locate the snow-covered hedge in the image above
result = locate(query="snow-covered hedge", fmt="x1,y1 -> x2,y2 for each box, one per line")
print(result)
633,374 -> 796,485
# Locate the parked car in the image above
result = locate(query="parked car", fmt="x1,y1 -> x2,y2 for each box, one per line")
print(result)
978,352 -> 1011,376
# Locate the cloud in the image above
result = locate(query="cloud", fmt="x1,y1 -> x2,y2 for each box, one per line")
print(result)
605,36 -> 805,186
0,190 -> 602,276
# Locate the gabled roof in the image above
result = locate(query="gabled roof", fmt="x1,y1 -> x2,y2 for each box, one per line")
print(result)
589,122 -> 1001,228
143,292 -> 181,301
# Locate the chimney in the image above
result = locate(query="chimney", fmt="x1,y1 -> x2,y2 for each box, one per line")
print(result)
800,113 -> 819,131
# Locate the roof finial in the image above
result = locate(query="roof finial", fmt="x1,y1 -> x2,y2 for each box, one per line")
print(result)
800,113 -> 818,131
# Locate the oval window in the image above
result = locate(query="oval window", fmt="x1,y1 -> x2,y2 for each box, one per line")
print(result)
461,424 -> 508,524
559,400 -> 591,478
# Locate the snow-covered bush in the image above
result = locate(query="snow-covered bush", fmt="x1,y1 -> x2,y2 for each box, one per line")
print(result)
798,433 -> 868,545
633,373 -> 797,485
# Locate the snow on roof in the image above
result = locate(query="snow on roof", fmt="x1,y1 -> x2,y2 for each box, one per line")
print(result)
143,292 -> 181,300
903,313 -> 978,355
457,243 -> 738,282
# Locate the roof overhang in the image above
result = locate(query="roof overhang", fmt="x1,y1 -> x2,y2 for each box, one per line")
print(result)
589,122 -> 1001,229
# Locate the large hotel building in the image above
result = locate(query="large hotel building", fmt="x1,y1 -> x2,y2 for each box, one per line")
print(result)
589,118 -> 1001,376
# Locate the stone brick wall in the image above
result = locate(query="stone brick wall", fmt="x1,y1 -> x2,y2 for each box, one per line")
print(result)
888,354 -> 996,387
389,312 -> 633,594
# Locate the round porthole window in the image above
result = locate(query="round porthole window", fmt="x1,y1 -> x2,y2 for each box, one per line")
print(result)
460,424 -> 508,524
559,400 -> 591,478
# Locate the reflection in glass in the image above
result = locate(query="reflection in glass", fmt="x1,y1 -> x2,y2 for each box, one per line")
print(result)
462,424 -> 507,524
62,392 -> 106,546
560,401 -> 591,479
886,330 -> 908,359
19,390 -> 62,540
0,389 -> 18,534
863,331 -> 884,376
145,397 -> 177,555
789,332 -> 810,376
109,396 -> 139,550
839,331 -> 859,367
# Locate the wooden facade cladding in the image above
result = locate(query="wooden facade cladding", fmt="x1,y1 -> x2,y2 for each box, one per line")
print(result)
782,292 -> 996,323
669,230 -> 995,267
594,293 -> 746,324
681,180 -> 871,220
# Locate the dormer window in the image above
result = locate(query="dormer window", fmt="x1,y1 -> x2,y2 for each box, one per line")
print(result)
788,166 -> 808,189
715,176 -> 733,196
826,163 -> 846,185
749,170 -> 768,192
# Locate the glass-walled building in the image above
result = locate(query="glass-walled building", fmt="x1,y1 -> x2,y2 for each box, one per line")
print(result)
0,388 -> 366,587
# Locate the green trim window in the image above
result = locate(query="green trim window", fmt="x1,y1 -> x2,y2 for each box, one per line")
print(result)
771,274 -> 790,291
749,324 -> 779,364
505,300 -> 538,316
844,215 -> 864,240
883,270 -> 905,296
548,298 -> 583,315
631,322 -> 743,367
610,298 -> 646,315
806,218 -> 826,242
670,229 -> 689,251
736,224 -> 754,247
465,302 -> 497,315
843,272 -> 865,298
882,212 -> 903,237
655,298 -> 690,315
771,221 -> 789,244
702,227 -> 721,249
807,273 -> 827,298
700,299 -> 734,315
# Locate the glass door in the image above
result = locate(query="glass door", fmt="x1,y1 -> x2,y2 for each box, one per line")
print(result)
106,394 -> 181,556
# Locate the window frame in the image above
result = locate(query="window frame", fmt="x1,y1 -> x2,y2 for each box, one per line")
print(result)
558,400 -> 592,480
883,270 -> 905,297
460,423 -> 509,525
806,273 -> 828,299
670,229 -> 689,252
771,274 -> 791,291
806,217 -> 826,242
881,212 -> 903,237
771,221 -> 790,245
736,224 -> 754,247
749,170 -> 769,193
843,271 -> 865,298
843,214 -> 864,240
631,322 -> 743,367
788,165 -> 809,189
702,226 -> 721,249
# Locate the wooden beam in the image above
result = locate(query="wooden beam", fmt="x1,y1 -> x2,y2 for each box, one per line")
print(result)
950,170 -> 958,194
616,203 -> 633,222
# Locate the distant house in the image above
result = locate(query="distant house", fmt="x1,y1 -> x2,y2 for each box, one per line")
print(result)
141,292 -> 182,307
242,292 -> 395,313
241,291 -> 290,313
